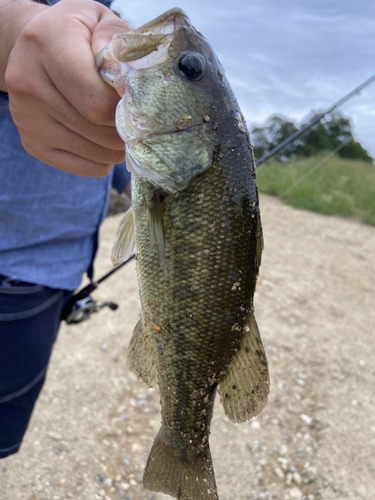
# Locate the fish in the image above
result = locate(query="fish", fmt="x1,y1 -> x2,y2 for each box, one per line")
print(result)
96,8 -> 270,500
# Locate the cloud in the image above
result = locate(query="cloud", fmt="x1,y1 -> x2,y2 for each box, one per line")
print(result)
113,0 -> 375,156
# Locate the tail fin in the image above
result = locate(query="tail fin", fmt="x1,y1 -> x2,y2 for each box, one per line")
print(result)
143,427 -> 219,500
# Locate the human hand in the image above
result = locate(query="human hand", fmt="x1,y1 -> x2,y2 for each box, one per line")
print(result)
3,0 -> 132,177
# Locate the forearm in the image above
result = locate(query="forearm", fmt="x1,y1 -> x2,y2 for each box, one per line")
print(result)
0,0 -> 48,91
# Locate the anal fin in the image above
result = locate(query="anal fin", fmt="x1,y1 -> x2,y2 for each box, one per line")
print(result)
218,312 -> 269,422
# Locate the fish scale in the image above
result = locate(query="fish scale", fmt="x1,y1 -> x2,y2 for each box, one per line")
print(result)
131,120 -> 264,498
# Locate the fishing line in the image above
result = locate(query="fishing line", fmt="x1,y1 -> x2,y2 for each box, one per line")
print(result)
256,74 -> 375,167
278,140 -> 349,199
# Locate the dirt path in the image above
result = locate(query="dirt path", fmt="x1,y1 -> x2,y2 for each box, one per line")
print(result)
2,194 -> 375,500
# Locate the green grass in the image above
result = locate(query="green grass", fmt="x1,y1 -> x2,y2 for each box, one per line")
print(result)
257,153 -> 375,226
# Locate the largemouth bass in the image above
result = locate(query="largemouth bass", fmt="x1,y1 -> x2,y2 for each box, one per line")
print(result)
97,8 -> 269,500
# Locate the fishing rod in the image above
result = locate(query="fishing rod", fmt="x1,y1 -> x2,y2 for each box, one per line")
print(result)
62,255 -> 135,324
256,74 -> 375,166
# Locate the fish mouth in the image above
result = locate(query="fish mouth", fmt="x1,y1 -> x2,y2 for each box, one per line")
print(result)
135,7 -> 190,36
96,9 -> 211,193
96,8 -> 190,95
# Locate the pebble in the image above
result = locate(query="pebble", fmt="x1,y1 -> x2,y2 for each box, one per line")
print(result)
277,457 -> 289,471
357,485 -> 367,495
292,471 -> 302,485
131,443 -> 143,452
302,465 -> 317,484
253,440 -> 261,451
251,420 -> 261,430
274,466 -> 284,479
289,487 -> 303,498
58,441 -> 69,452
279,444 -> 288,455
285,472 -> 293,486
104,478 -> 113,488
295,447 -> 305,458
47,431 -> 63,441
255,494 -> 271,500
300,414 -> 314,427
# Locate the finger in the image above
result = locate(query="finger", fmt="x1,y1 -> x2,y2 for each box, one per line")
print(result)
36,0 -> 132,125
19,118 -> 125,167
35,149 -> 115,178
9,81 -> 125,152
91,4 -> 134,56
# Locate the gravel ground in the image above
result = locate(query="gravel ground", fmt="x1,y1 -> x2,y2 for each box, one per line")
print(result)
1,193 -> 375,500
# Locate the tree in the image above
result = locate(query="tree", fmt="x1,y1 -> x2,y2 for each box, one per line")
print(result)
251,116 -> 298,160
251,111 -> 373,163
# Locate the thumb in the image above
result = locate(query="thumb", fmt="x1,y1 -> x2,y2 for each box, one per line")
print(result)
92,8 -> 134,57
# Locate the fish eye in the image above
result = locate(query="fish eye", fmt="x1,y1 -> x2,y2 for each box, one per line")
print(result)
177,53 -> 205,81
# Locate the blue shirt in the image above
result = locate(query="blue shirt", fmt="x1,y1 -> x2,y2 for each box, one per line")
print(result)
0,0 -> 129,290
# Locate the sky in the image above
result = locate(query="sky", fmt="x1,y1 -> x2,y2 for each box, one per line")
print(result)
112,0 -> 375,158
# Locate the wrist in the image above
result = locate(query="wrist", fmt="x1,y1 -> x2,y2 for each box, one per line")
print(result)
0,0 -> 48,91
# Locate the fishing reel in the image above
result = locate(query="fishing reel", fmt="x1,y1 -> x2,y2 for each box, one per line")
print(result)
64,296 -> 118,324
61,256 -> 134,325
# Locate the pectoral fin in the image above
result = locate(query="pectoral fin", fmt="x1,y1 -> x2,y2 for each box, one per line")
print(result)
147,191 -> 165,268
111,206 -> 136,266
127,315 -> 158,387
218,312 -> 269,422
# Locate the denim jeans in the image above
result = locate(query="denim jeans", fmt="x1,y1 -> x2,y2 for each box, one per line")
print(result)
0,275 -> 71,458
